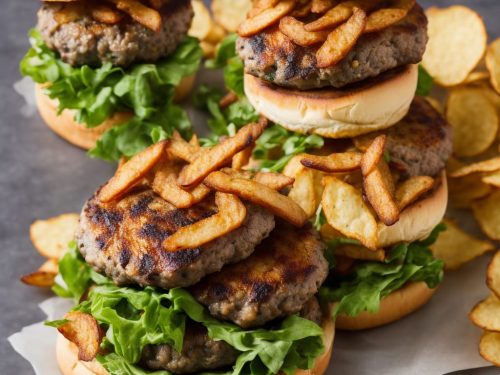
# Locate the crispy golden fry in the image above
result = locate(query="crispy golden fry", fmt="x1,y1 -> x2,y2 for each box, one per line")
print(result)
486,38 -> 500,94
152,160 -> 195,208
291,1 -> 312,17
248,0 -> 281,17
221,168 -> 294,190
167,132 -> 200,163
364,0 -> 415,33
90,4 -> 124,24
30,213 -> 80,259
219,91 -> 239,109
395,176 -> 434,211
470,294 -> 500,332
288,169 -> 317,218
363,160 -> 400,226
316,7 -> 367,68
58,312 -> 104,362
20,271 -> 57,288
110,0 -> 161,32
189,0 -> 213,40
487,251 -> 500,299
305,1 -> 354,31
279,16 -> 330,46
360,134 -> 386,176
232,147 -> 253,170
451,157 -> 500,178
335,245 -> 386,262
163,192 -> 246,251
238,0 -> 295,37
311,0 -> 337,14
473,191 -> 500,241
99,141 -> 167,202
431,219 -> 494,270
178,122 -> 266,188
189,134 -> 200,148
322,176 -> 378,249
205,171 -> 308,226
301,152 -> 362,173
479,331 -> 500,366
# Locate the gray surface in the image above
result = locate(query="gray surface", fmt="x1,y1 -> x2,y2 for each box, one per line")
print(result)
0,1 -> 499,374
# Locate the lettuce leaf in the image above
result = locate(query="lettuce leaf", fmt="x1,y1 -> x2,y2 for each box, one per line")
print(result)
20,29 -> 201,160
416,65 -> 433,96
320,224 -> 446,317
51,244 -> 324,375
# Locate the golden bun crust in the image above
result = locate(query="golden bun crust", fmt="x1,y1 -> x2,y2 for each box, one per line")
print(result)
35,74 -> 195,150
244,64 -> 418,139
56,309 -> 335,375
336,282 -> 437,330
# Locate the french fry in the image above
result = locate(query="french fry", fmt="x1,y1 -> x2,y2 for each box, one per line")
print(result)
291,1 -> 312,17
110,0 -> 162,32
58,312 -> 104,362
301,152 -> 362,173
395,176 -> 434,211
178,122 -> 266,188
364,0 -> 416,33
219,91 -> 239,109
279,17 -> 330,46
311,0 -> 337,14
99,141 -> 167,202
305,1 -> 355,31
152,160 -> 196,208
20,271 -> 56,288
205,171 -> 308,227
221,168 -> 294,190
168,132 -> 200,163
232,147 -> 253,170
90,4 -> 124,24
238,0 -> 296,37
316,7 -> 367,68
360,135 -> 386,176
163,192 -> 246,251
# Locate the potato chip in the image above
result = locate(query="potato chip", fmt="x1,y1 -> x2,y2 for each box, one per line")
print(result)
322,176 -> 378,250
449,176 -> 492,209
431,219 -> 494,270
283,154 -> 308,178
423,96 -> 443,113
486,38 -> 500,95
58,312 -> 104,362
279,17 -> 330,46
99,141 -> 167,202
422,6 -> 487,86
479,331 -> 500,366
20,271 -> 57,288
470,294 -> 500,332
396,176 -> 434,211
238,0 -> 295,37
212,0 -> 252,32
301,152 -> 362,173
316,7 -> 367,68
163,192 -> 246,251
473,190 -> 500,241
189,0 -> 213,40
288,169 -> 317,218
483,170 -> 500,188
446,88 -> 499,157
464,71 -> 490,84
487,251 -> 500,299
451,157 -> 500,178
30,213 -> 80,259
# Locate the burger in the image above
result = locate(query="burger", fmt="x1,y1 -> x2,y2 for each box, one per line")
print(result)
47,135 -> 336,375
196,0 -> 452,330
20,0 -> 201,160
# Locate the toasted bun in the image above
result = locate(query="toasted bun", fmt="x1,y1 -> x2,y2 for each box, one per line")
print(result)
336,282 -> 437,330
35,74 -> 195,150
244,64 -> 418,138
56,308 -> 335,375
377,171 -> 448,248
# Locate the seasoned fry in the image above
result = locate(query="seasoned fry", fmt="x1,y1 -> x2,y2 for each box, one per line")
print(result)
168,132 -> 199,163
205,171 -> 308,227
232,147 -> 253,170
360,134 -> 386,176
20,271 -> 56,288
178,122 -> 266,188
305,1 -> 354,31
291,1 -> 312,17
395,176 -> 434,211
58,312 -> 104,362
163,192 -> 246,251
221,168 -> 294,190
301,152 -> 362,173
99,141 -> 167,202
311,0 -> 337,14
90,4 -> 124,24
219,91 -> 239,109
152,160 -> 195,208
316,7 -> 367,68
109,0 -> 162,32
279,17 -> 330,46
364,0 -> 416,33
238,0 -> 296,37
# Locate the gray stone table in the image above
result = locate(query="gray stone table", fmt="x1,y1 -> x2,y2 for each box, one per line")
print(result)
0,1 -> 499,374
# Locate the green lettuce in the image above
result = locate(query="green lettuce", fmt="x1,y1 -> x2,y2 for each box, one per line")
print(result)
320,224 -> 446,317
197,34 -> 324,171
416,65 -> 433,96
20,29 -> 201,161
50,244 -> 324,375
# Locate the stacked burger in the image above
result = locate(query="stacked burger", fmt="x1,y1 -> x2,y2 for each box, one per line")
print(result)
232,0 -> 452,328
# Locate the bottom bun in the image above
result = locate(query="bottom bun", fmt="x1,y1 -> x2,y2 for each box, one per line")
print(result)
336,282 -> 437,331
56,309 -> 335,375
35,74 -> 196,150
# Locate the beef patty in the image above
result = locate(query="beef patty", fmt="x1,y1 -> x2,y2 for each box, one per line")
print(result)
354,97 -> 452,177
237,4 -> 427,90
37,0 -> 192,67
191,222 -> 328,328
77,188 -> 275,289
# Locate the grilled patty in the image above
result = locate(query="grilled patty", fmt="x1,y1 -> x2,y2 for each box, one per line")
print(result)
77,188 -> 275,289
191,222 -> 328,328
355,97 -> 452,177
37,0 -> 192,67
237,4 -> 427,90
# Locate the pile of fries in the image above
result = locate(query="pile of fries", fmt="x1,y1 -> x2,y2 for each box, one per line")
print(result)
237,0 -> 417,67
45,0 -> 168,32
188,0 -> 227,58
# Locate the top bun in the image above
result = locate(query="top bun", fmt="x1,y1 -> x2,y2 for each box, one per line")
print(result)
244,64 -> 418,138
